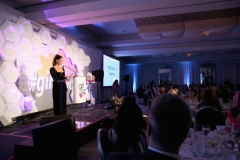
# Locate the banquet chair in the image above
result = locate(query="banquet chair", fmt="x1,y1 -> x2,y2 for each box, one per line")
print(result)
195,106 -> 224,131
97,128 -> 148,160
97,128 -> 113,160
138,130 -> 148,152
137,95 -> 144,104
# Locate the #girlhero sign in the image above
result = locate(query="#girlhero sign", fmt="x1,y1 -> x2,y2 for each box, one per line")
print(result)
73,76 -> 86,103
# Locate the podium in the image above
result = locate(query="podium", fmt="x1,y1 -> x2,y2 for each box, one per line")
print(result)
73,76 -> 86,104
72,76 -> 88,116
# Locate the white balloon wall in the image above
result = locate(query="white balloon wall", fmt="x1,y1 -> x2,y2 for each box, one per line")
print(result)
0,17 -> 91,126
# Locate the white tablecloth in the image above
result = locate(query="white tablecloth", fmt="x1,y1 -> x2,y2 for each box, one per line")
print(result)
179,130 -> 239,160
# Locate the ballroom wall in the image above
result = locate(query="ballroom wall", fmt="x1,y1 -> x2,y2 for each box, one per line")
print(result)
125,61 -> 240,92
0,3 -> 121,126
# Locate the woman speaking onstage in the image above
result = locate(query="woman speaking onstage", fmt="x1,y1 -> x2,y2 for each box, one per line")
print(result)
50,54 -> 72,115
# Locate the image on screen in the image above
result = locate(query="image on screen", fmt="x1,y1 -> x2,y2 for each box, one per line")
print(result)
103,54 -> 120,87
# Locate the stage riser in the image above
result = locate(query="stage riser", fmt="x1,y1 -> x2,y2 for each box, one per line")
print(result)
13,116 -> 114,159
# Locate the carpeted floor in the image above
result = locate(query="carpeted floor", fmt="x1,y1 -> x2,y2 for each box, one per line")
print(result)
0,134 -> 31,160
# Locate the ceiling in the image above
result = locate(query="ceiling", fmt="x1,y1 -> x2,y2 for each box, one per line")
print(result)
1,0 -> 240,64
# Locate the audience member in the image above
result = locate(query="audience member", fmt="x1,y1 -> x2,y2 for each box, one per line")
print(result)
197,90 -> 222,112
167,88 -> 178,95
211,85 -> 220,98
125,90 -> 135,102
226,91 -> 240,129
156,85 -> 166,96
106,94 -> 192,160
184,90 -> 197,101
194,85 -> 201,100
108,96 -> 144,153
143,86 -> 154,105
181,85 -> 189,95
137,85 -> 145,99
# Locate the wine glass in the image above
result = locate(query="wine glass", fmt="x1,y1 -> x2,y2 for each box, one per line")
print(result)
225,125 -> 232,137
194,138 -> 205,159
202,125 -> 210,138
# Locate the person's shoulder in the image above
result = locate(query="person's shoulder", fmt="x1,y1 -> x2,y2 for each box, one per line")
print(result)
106,152 -> 143,160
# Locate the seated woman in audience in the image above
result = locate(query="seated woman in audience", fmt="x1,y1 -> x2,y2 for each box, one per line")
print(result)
185,90 -> 198,102
226,91 -> 240,129
167,88 -> 178,95
211,85 -> 220,99
143,86 -> 154,105
109,97 -> 145,153
156,85 -> 166,96
197,90 -> 222,112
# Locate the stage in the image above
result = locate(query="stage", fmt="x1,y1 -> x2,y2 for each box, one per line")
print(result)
0,102 -> 148,160
0,103 -> 116,160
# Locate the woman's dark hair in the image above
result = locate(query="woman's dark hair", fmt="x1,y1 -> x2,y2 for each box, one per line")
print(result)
112,97 -> 144,152
113,79 -> 118,85
203,90 -> 217,102
52,54 -> 63,66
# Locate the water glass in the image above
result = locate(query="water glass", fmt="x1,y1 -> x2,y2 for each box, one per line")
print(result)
191,132 -> 200,142
194,138 -> 205,159
202,125 -> 210,137
225,150 -> 239,160
231,122 -> 237,131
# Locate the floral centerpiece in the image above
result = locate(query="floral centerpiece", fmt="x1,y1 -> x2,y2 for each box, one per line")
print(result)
110,95 -> 124,109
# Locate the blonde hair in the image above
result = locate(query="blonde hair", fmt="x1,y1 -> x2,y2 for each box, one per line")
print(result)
167,89 -> 177,95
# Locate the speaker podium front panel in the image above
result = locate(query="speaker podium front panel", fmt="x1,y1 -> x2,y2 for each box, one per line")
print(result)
73,76 -> 86,103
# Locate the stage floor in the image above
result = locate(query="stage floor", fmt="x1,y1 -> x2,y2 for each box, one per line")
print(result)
0,102 -> 148,160
0,103 -> 116,137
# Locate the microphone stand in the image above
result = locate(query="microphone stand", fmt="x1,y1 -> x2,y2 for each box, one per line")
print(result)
86,81 -> 92,107
63,66 -> 76,76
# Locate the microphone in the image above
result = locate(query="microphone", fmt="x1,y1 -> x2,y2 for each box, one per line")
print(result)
63,66 -> 76,76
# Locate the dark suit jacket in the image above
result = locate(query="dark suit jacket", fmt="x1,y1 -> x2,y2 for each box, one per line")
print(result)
106,148 -> 178,160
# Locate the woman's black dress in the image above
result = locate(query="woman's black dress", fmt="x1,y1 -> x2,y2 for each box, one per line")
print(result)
50,67 -> 67,115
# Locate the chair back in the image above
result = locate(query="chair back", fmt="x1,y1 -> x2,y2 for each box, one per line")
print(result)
97,128 -> 112,160
195,106 -> 224,131
107,128 -> 148,153
138,131 -> 148,152
97,128 -> 148,160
